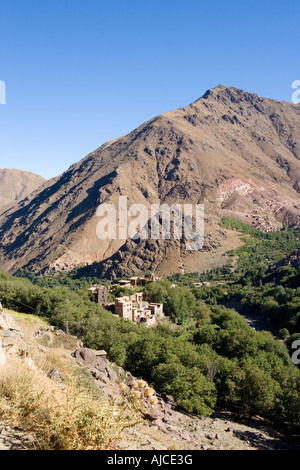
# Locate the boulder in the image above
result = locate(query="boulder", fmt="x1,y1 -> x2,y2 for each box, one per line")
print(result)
0,315 -> 8,331
90,368 -> 104,380
55,329 -> 66,336
48,368 -> 63,383
3,313 -> 21,332
106,365 -> 118,382
72,348 -> 96,368
0,306 -> 22,336
2,333 -> 20,348
95,356 -> 108,373
143,406 -> 161,422
2,329 -> 23,338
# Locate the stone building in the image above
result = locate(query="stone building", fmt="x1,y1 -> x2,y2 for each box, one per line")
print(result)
148,303 -> 164,318
114,294 -> 163,326
115,296 -> 133,320
88,285 -> 108,307
109,272 -> 162,292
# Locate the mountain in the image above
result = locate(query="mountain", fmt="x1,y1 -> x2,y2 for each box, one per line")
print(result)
0,169 -> 46,208
0,85 -> 300,277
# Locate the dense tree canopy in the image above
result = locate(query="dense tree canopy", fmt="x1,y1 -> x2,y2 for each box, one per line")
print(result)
1,265 -> 300,431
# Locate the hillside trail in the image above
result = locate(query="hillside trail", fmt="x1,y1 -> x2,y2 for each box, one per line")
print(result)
117,410 -> 298,451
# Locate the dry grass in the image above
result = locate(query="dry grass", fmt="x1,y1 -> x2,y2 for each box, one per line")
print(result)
0,315 -> 142,453
0,357 -> 139,450
0,309 -> 143,450
4,310 -> 48,326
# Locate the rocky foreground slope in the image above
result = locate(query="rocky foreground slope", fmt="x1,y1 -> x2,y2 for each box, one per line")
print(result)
0,306 -> 298,450
0,86 -> 300,278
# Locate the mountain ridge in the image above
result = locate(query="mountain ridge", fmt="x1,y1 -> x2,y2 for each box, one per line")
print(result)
0,168 -> 46,210
0,85 -> 300,277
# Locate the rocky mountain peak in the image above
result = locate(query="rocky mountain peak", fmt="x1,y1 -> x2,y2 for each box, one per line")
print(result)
0,87 -> 299,278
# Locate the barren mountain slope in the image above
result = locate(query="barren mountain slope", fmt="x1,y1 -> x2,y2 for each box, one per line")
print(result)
0,85 -> 299,277
0,169 -> 46,209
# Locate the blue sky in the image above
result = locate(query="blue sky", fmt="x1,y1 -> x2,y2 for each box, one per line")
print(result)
0,0 -> 299,180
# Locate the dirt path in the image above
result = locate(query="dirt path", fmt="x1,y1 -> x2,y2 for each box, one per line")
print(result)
117,409 -> 299,451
